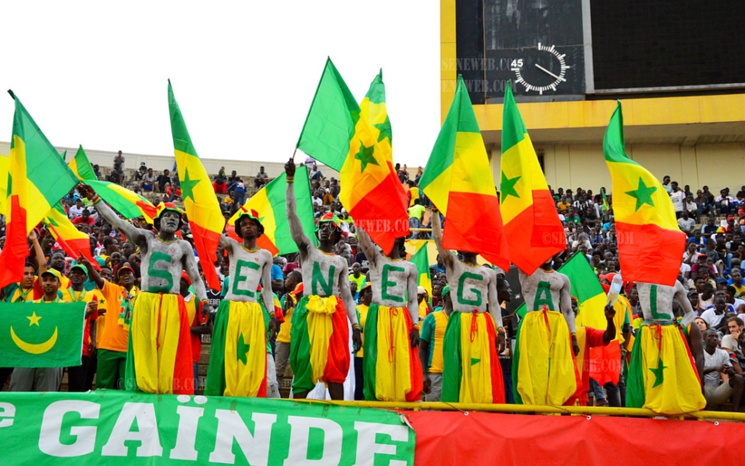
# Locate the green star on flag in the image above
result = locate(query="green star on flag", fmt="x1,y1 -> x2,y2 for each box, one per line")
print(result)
180,168 -> 199,203
470,357 -> 481,366
354,141 -> 379,173
374,116 -> 392,143
625,177 -> 657,211
500,172 -> 521,200
649,357 -> 667,388
237,334 -> 250,365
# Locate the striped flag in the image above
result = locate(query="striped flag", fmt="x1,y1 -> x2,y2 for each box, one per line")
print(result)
0,92 -> 79,288
297,60 -> 408,253
603,102 -> 684,285
43,202 -> 99,269
409,239 -> 432,297
168,81 -> 225,290
69,146 -> 157,221
419,76 -> 509,271
500,84 -> 565,274
227,166 -> 317,255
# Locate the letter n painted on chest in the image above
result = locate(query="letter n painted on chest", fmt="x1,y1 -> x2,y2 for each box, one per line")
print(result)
311,262 -> 336,296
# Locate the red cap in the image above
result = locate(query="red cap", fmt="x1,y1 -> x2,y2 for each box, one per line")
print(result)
181,271 -> 191,285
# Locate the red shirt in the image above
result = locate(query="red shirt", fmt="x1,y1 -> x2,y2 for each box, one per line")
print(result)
577,326 -> 606,406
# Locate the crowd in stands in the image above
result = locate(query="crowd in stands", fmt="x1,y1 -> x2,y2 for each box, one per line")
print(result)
1,150 -> 744,412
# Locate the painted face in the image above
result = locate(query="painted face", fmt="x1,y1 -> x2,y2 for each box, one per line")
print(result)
317,222 -> 336,241
159,211 -> 181,234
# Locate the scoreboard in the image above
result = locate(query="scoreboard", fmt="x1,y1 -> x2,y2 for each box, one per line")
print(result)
455,0 -> 745,104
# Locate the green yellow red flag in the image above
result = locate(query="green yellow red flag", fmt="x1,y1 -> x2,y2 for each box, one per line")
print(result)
297,61 -> 407,253
168,81 -> 225,290
419,76 -> 509,271
227,166 -> 317,255
43,202 -> 99,269
0,302 -> 86,367
559,253 -> 607,330
409,239 -> 432,297
338,71 -> 408,253
603,102 -> 684,286
0,92 -> 80,288
500,84 -> 565,274
69,146 -> 157,221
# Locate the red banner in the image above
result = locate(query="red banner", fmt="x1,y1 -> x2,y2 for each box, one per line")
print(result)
407,410 -> 741,465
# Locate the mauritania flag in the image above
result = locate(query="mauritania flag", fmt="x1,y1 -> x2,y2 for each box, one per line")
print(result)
409,239 -> 432,296
69,146 -> 157,221
168,81 -> 225,290
0,302 -> 86,367
500,84 -> 565,274
0,92 -> 79,288
604,102 -> 684,286
227,166 -> 317,255
419,76 -> 510,271
43,202 -> 99,269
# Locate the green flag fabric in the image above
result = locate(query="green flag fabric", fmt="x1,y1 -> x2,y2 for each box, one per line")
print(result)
296,58 -> 360,171
0,302 -> 86,367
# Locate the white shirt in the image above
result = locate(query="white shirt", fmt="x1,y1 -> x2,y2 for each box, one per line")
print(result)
678,217 -> 695,232
704,348 -> 731,386
701,307 -> 728,328
69,205 -> 84,218
670,190 -> 685,212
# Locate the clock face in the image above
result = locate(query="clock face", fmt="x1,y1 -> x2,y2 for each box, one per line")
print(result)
511,43 -> 572,95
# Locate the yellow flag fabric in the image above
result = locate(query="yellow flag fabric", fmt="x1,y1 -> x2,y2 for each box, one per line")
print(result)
515,310 -> 578,405
629,324 -> 706,414
222,301 -> 268,397
374,305 -> 414,401
306,295 -> 338,384
458,312 -> 494,404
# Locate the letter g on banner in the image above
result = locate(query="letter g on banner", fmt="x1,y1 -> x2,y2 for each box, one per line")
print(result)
39,400 -> 101,457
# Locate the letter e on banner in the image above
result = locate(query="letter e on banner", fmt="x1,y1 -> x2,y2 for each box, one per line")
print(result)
354,421 -> 410,466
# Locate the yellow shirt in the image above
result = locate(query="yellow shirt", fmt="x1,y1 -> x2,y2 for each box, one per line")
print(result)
356,304 -> 370,358
277,294 -> 297,344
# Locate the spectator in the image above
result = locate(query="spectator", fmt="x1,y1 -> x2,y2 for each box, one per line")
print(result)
69,198 -> 85,219
309,162 -> 323,182
670,181 -> 685,218
72,209 -> 96,226
661,175 -> 672,194
231,178 -> 246,206
113,150 -> 125,172
677,210 -> 695,234
408,199 -> 426,237
227,170 -> 239,186
255,166 -> 269,189
213,174 -> 227,194
157,169 -> 171,193
717,188 -> 735,215
93,164 -> 102,180
135,162 -> 147,181
348,262 -> 365,291
702,329 -> 743,410
142,168 -> 156,192
701,291 -> 734,330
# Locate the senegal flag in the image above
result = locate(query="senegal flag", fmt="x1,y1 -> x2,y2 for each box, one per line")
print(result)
409,239 -> 432,296
0,92 -> 80,288
297,61 -> 408,253
419,76 -> 510,271
43,202 -> 99,269
559,253 -> 606,330
0,302 -> 86,367
603,102 -> 685,286
227,166 -> 317,255
69,146 -> 157,221
500,84 -> 565,274
168,81 -> 225,290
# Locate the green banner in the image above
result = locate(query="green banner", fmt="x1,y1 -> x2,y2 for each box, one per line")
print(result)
0,391 -> 415,465
0,302 -> 86,367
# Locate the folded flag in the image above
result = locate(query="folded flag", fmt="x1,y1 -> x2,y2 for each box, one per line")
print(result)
43,202 -> 100,269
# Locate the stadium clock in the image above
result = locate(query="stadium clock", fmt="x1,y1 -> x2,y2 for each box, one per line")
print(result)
510,43 -> 571,95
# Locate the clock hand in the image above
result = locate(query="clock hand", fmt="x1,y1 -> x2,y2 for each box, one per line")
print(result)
534,64 -> 566,82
